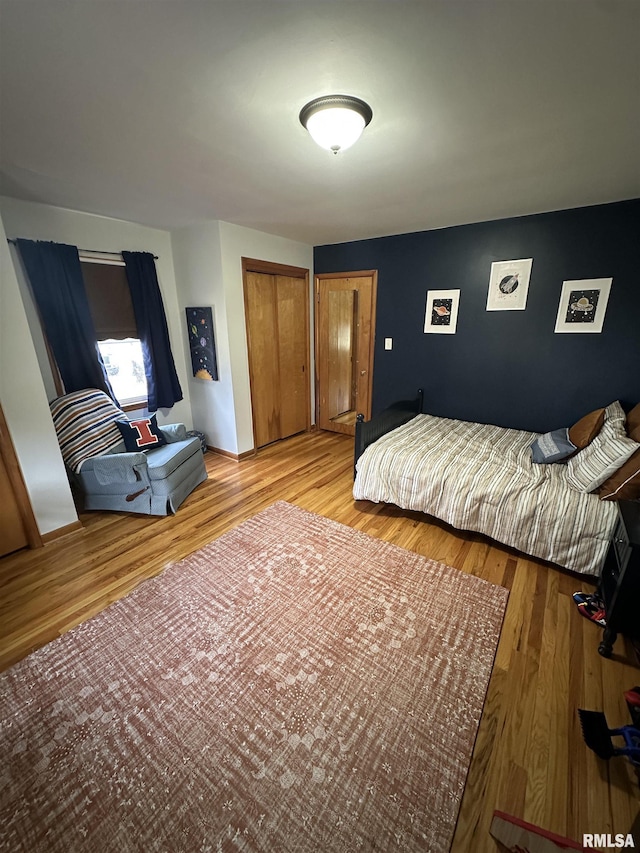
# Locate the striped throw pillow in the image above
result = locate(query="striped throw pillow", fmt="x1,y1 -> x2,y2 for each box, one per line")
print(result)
565,401 -> 640,493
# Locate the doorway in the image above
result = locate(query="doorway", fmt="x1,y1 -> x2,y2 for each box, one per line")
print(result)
315,271 -> 377,436
243,258 -> 311,450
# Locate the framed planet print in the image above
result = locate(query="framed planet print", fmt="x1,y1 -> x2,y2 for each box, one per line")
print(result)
554,278 -> 612,334
185,306 -> 219,380
424,289 -> 460,334
486,258 -> 533,311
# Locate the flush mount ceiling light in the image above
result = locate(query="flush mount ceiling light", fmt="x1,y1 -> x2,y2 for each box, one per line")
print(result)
299,95 -> 373,154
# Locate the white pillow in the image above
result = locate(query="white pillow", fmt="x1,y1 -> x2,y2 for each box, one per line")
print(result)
565,401 -> 639,493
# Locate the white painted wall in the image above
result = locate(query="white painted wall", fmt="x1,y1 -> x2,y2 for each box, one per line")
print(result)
0,195 -> 314,538
218,221 -> 314,455
172,220 -> 313,456
0,196 -> 193,429
0,211 -> 78,535
171,222 -> 239,454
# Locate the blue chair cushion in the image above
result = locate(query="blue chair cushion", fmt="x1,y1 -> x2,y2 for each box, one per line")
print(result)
146,437 -> 201,481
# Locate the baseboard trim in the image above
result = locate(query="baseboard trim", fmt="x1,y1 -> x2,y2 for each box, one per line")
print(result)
207,430 -> 318,461
41,520 -> 84,544
237,449 -> 256,460
207,446 -> 256,461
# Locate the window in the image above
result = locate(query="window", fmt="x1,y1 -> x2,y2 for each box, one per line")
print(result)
97,338 -> 146,406
80,257 -> 147,408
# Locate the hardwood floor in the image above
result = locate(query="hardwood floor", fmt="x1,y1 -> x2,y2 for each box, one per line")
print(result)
1,430 -> 638,850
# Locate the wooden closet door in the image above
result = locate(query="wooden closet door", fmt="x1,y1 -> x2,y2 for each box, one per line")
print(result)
245,271 -> 281,449
244,265 -> 310,450
276,275 -> 309,440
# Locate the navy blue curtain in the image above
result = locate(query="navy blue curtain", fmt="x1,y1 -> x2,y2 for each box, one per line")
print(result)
122,251 -> 183,412
16,239 -> 114,398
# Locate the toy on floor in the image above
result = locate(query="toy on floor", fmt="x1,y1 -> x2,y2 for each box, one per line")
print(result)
489,810 -> 585,851
578,687 -> 640,772
572,590 -> 606,628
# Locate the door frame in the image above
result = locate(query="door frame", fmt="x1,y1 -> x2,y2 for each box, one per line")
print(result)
0,403 -> 42,550
242,257 -> 311,451
314,270 -> 378,434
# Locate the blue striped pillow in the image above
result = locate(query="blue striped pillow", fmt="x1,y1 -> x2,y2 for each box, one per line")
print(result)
531,428 -> 576,464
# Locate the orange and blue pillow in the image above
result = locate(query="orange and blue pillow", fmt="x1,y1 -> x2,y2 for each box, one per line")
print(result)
116,415 -> 167,452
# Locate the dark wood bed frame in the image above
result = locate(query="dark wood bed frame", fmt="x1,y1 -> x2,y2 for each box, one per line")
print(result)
354,389 -> 424,477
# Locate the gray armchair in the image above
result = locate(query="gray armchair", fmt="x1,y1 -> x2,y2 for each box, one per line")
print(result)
50,388 -> 207,515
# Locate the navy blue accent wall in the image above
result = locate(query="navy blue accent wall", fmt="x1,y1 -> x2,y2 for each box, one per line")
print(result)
314,199 -> 640,433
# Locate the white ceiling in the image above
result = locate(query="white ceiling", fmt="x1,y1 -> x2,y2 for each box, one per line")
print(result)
1,0 -> 638,246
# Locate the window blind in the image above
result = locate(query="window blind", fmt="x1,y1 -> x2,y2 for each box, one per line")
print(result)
81,260 -> 138,340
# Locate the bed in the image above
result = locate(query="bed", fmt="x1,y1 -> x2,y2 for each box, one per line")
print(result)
354,391 -> 640,577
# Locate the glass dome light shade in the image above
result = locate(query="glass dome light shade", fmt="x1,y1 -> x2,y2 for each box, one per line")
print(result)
300,95 -> 372,153
306,107 -> 365,152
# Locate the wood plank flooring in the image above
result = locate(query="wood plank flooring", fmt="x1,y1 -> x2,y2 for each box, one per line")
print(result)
1,430 -> 638,850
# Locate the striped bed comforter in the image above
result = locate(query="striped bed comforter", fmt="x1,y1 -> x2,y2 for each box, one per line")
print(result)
353,414 -> 618,576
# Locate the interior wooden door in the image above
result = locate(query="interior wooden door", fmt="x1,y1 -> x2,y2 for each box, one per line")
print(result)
243,261 -> 310,450
327,289 -> 357,421
315,271 -> 377,436
0,451 -> 28,556
0,403 -> 41,556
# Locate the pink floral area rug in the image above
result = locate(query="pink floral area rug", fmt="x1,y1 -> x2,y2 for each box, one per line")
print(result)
0,501 -> 508,853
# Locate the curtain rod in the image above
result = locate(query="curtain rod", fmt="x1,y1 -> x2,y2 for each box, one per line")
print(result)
6,238 -> 158,259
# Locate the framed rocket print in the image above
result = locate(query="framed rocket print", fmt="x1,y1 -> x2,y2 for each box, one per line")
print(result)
185,306 -> 219,380
486,258 -> 533,311
554,278 -> 612,333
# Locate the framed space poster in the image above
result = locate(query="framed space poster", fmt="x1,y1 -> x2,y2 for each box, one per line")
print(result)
424,289 -> 460,334
185,306 -> 219,380
554,278 -> 612,333
486,258 -> 533,311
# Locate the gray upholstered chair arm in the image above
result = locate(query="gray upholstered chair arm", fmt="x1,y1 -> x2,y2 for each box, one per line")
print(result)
80,452 -> 150,485
161,423 -> 188,442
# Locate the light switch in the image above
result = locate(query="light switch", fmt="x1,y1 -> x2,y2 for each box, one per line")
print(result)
384,338 -> 393,350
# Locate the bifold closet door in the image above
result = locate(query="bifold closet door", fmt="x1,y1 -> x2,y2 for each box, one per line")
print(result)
275,275 -> 308,440
245,271 -> 309,449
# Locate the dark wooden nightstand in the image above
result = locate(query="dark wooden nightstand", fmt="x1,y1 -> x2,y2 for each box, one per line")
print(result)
598,501 -> 640,657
